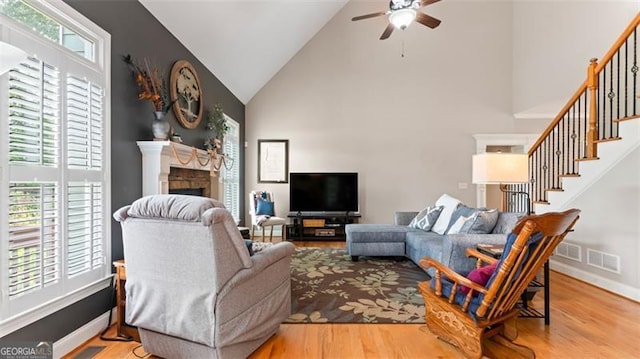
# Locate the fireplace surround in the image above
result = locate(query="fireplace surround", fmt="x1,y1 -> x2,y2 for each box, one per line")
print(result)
137,141 -> 220,199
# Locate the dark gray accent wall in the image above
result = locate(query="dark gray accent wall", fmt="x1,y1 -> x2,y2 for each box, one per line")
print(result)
2,0 -> 245,342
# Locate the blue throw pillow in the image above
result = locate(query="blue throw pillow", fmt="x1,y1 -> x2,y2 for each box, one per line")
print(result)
256,199 -> 275,216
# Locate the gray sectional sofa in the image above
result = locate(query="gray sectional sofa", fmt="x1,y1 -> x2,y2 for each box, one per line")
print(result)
346,210 -> 523,276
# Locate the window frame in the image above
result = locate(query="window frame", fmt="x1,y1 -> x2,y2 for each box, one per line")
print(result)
222,115 -> 240,223
0,0 -> 111,336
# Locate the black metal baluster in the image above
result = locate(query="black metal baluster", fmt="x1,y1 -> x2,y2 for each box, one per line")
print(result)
571,95 -> 582,169
571,101 -> 582,174
597,65 -> 607,139
535,147 -> 542,201
609,61 -> 615,138
555,125 -> 560,188
548,136 -> 553,195
564,114 -> 568,175
625,38 -> 629,118
564,114 -> 568,176
633,29 -> 637,115
583,88 -> 588,158
530,153 -> 535,203
545,139 -> 550,200
617,49 -> 621,124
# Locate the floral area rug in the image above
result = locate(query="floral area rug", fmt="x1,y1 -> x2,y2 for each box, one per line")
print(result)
286,247 -> 429,323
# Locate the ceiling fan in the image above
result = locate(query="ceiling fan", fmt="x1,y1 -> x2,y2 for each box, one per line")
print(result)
352,0 -> 442,40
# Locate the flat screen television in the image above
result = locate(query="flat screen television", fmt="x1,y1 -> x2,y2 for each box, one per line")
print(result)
289,172 -> 358,213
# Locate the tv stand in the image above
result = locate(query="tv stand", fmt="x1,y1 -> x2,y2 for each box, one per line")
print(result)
287,212 -> 361,241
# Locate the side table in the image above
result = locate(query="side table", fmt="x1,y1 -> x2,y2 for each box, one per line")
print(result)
113,260 -> 140,342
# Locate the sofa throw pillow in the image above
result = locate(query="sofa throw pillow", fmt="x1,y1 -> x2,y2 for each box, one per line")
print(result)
445,204 -> 477,234
460,261 -> 498,296
409,205 -> 443,231
256,199 -> 275,216
431,194 -> 463,235
492,212 -> 525,234
461,209 -> 499,234
447,215 -> 473,234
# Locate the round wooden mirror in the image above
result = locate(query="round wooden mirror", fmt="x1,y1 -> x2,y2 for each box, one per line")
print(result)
170,60 -> 203,129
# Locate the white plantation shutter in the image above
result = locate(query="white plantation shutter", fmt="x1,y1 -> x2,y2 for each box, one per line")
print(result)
1,2 -> 110,326
8,183 -> 59,298
67,75 -> 103,170
222,117 -> 240,222
67,183 -> 103,276
8,58 -> 60,167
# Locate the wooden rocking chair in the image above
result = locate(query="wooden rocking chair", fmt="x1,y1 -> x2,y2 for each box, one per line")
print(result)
418,209 -> 580,359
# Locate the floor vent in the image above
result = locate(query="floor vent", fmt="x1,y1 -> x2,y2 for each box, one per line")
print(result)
72,346 -> 105,359
587,249 -> 621,273
554,242 -> 581,262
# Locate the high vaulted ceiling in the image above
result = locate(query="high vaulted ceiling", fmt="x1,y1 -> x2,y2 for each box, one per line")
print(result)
139,0 -> 350,104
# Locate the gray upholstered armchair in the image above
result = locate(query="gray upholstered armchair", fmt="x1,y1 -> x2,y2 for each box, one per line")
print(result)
113,194 -> 295,359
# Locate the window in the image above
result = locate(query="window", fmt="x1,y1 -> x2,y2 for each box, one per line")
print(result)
1,0 -> 110,334
0,0 -> 95,61
222,116 -> 240,223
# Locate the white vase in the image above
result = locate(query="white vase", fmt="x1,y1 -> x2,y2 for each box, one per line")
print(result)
152,111 -> 170,140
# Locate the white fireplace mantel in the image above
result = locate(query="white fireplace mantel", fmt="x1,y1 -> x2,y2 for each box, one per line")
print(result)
137,141 -> 219,196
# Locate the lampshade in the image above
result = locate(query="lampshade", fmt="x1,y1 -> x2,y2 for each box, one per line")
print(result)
389,8 -> 417,30
472,153 -> 529,184
0,41 -> 28,75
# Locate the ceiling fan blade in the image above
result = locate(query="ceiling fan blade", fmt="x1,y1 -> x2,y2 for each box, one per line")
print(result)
352,11 -> 387,21
416,12 -> 441,29
380,24 -> 394,40
420,0 -> 441,7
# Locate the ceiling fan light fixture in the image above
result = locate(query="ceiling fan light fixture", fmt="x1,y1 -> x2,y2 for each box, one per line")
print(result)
389,8 -> 417,30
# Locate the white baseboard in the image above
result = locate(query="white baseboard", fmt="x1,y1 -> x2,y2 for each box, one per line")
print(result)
550,259 -> 640,302
53,307 -> 116,359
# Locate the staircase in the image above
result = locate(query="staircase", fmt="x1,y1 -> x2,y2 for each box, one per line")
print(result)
527,13 -> 640,213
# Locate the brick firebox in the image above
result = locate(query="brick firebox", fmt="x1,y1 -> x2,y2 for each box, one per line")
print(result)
168,167 -> 213,198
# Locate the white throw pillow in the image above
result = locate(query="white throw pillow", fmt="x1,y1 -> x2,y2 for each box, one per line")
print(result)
447,215 -> 471,234
431,194 -> 463,235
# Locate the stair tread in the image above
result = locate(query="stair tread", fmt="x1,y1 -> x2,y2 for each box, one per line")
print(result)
545,188 -> 564,192
533,200 -> 550,205
595,137 -> 622,143
575,157 -> 600,162
559,173 -> 581,177
614,114 -> 640,123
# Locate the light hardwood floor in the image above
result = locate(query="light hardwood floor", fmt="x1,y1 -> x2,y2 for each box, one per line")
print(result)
65,240 -> 640,359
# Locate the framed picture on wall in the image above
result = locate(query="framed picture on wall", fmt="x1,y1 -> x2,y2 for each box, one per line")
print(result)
258,139 -> 289,183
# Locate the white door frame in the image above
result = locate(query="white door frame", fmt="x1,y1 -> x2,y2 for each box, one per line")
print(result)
473,133 -> 539,208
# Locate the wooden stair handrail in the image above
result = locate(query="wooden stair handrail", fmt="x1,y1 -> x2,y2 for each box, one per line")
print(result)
527,80 -> 587,156
595,12 -> 640,73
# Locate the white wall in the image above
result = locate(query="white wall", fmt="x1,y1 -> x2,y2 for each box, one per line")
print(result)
553,147 -> 640,298
512,0 -> 639,114
246,0 -> 517,224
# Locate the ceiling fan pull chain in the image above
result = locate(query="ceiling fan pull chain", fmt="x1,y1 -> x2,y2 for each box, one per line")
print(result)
401,40 -> 406,58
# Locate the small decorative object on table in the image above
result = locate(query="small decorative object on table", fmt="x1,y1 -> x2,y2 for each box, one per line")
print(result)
171,132 -> 183,143
123,54 -> 174,140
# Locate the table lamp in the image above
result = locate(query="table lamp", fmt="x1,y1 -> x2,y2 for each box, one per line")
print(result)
472,152 -> 530,214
